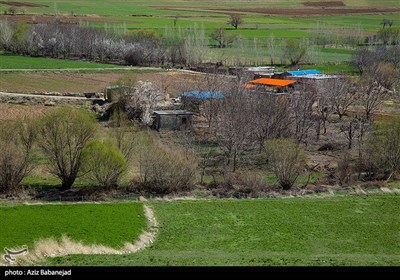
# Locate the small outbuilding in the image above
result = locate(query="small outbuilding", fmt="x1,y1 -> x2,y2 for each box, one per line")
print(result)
151,110 -> 193,131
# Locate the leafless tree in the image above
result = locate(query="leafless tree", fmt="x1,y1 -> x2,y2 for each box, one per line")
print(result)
214,83 -> 253,172
0,20 -> 14,49
290,84 -> 317,144
196,73 -> 229,128
228,14 -> 243,30
266,34 -> 277,65
359,62 -> 399,120
315,86 -> 332,136
340,115 -> 371,150
323,76 -> 358,120
209,28 -> 236,48
38,108 -> 97,190
0,119 -> 36,193
264,138 -> 304,190
250,94 -> 291,152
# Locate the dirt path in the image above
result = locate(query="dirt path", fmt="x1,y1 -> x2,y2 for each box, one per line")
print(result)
1,204 -> 158,266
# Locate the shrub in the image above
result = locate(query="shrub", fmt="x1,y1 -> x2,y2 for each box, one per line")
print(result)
264,138 -> 304,190
137,142 -> 198,194
82,140 -> 127,189
364,118 -> 400,180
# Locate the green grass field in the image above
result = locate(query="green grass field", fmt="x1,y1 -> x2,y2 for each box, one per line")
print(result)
0,203 -> 146,250
0,54 -> 123,70
43,195 -> 400,266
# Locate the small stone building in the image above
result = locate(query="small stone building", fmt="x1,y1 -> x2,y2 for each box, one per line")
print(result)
151,110 -> 193,131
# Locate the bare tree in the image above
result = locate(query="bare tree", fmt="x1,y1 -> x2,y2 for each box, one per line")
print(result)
0,20 -> 14,49
340,115 -> 371,150
209,28 -> 236,48
359,62 -> 399,120
315,86 -> 332,136
250,94 -> 291,152
266,34 -> 277,65
228,14 -> 243,30
290,85 -> 317,144
214,83 -> 253,172
323,76 -> 358,120
264,138 -> 304,190
0,119 -> 36,193
38,108 -> 97,190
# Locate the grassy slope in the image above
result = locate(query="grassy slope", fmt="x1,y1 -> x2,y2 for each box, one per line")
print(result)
0,203 -> 146,249
46,195 -> 400,266
0,54 -> 122,69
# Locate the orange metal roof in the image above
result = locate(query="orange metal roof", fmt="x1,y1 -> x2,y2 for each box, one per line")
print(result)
249,78 -> 296,87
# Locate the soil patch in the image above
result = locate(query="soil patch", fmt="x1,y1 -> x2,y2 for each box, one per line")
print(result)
0,1 -> 48,8
302,1 -> 345,7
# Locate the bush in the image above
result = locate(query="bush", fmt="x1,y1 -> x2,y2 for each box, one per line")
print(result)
82,140 -> 127,189
136,142 -> 198,194
364,118 -> 400,180
264,138 -> 304,190
223,171 -> 265,193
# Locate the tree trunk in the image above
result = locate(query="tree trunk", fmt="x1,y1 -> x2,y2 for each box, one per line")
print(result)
61,176 -> 76,190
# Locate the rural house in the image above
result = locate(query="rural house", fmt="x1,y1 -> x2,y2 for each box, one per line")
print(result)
151,110 -> 193,131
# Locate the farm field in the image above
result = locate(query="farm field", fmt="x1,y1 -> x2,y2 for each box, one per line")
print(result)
0,1 -> 398,37
41,195 -> 400,266
0,203 -> 146,250
1,1 -> 397,68
0,54 -> 124,70
0,71 -> 206,95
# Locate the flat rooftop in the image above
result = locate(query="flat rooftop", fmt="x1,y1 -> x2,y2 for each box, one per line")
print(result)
153,110 -> 193,115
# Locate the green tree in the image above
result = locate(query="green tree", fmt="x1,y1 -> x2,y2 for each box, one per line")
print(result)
82,140 -> 127,188
38,108 -> 97,190
284,39 -> 307,66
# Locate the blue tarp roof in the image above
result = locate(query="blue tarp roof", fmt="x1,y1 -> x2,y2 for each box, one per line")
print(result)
287,69 -> 321,76
181,91 -> 224,99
